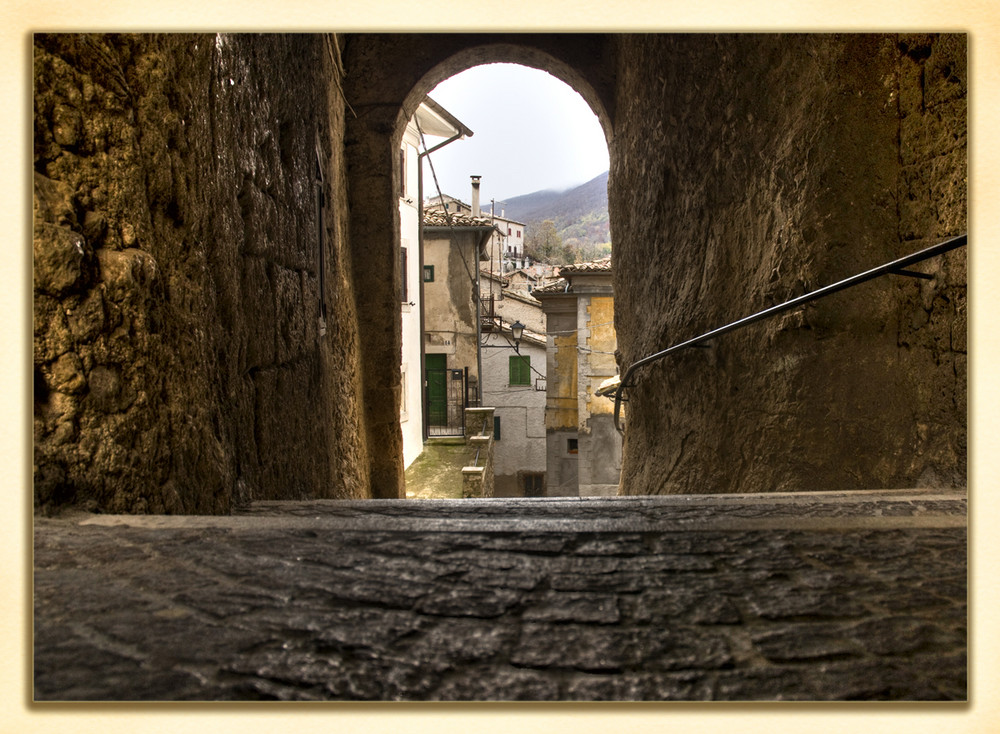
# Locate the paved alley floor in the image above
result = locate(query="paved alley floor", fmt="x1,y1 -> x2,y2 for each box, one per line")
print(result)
403,438 -> 469,499
33,489 -> 966,701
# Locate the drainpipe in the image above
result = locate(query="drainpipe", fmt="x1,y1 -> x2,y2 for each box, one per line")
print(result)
473,224 -> 499,408
470,175 -> 484,406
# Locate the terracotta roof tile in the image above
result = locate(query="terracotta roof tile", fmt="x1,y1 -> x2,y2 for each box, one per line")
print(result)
423,210 -> 495,227
558,256 -> 612,275
532,278 -> 570,295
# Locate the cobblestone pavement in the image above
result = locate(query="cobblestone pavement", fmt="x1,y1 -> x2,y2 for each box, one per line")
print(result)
33,489 -> 967,701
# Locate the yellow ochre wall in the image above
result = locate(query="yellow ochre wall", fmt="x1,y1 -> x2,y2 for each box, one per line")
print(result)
583,296 -> 617,420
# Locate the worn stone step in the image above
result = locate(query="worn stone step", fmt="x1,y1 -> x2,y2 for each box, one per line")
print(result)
33,489 -> 967,701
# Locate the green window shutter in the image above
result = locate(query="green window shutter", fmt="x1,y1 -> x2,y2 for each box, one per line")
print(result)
509,355 -> 530,386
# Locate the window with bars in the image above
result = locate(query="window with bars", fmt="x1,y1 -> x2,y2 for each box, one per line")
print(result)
509,355 -> 531,386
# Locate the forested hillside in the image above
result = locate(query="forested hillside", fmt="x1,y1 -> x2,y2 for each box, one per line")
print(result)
502,171 -> 610,263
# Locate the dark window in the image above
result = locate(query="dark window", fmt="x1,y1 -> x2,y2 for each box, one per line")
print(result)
523,473 -> 544,496
423,264 -> 435,282
400,246 -> 408,302
493,416 -> 501,440
509,355 -> 531,386
567,438 -> 579,454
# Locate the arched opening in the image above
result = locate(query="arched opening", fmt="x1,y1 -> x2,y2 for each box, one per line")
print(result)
344,35 -> 619,499
394,57 -> 616,499
343,33 -> 966,502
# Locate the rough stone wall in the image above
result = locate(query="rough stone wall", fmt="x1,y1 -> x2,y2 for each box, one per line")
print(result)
34,32 -> 966,511
33,34 -> 370,513
610,34 -> 967,494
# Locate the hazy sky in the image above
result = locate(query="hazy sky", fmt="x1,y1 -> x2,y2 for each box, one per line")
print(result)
420,63 -> 610,207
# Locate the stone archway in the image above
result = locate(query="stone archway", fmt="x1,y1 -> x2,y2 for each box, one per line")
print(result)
343,33 -> 966,500
341,34 -> 617,498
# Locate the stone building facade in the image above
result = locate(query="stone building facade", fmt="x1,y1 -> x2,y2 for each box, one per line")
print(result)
421,211 -> 497,422
426,185 -> 528,275
479,289 -> 548,497
32,33 -> 966,513
399,99 -> 472,465
535,258 -> 621,496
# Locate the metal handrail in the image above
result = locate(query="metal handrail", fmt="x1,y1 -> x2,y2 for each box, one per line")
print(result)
611,234 -> 968,434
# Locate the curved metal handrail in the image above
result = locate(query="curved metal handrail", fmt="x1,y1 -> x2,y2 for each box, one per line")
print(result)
611,234 -> 968,434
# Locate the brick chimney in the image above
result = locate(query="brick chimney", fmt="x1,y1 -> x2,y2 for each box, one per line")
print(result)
471,175 -> 481,217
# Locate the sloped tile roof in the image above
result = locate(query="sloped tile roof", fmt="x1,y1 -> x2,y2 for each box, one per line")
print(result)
532,278 -> 570,295
423,210 -> 495,227
558,256 -> 612,275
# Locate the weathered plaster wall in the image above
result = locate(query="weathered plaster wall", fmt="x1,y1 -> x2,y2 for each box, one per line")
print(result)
610,34 -> 966,495
580,294 -> 617,420
422,231 -> 482,387
537,296 -> 579,496
33,34 -> 370,513
399,129 -> 423,468
482,276 -> 546,333
545,307 -> 579,434
576,293 -> 621,496
481,339 -> 547,496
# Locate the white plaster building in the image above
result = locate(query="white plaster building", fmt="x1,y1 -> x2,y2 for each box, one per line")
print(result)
399,98 -> 472,467
480,324 -> 547,496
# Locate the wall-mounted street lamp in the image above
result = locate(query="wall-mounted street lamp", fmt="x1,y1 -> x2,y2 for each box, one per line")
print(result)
510,320 -> 525,353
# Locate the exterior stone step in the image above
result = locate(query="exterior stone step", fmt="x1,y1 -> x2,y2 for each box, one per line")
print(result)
33,489 -> 966,701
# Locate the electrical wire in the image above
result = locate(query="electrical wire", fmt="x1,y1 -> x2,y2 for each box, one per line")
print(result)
544,320 -> 616,336
417,118 -> 492,293
481,331 -> 548,381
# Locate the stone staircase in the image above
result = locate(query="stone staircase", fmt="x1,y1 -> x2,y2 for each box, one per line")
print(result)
461,407 -> 496,498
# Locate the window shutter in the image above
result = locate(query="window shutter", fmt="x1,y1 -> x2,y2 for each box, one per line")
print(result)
509,355 -> 530,386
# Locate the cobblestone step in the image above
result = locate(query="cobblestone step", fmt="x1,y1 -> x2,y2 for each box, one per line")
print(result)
33,489 -> 966,701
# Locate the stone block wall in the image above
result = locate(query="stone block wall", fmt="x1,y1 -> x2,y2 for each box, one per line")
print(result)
610,34 -> 967,494
33,34 -> 370,513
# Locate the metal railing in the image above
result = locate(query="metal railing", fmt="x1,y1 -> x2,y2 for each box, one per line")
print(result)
609,234 -> 968,434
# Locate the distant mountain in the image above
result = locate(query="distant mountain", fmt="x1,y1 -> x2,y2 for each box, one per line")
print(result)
501,171 -> 610,251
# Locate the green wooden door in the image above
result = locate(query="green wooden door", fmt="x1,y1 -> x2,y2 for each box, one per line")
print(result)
425,354 -> 447,427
